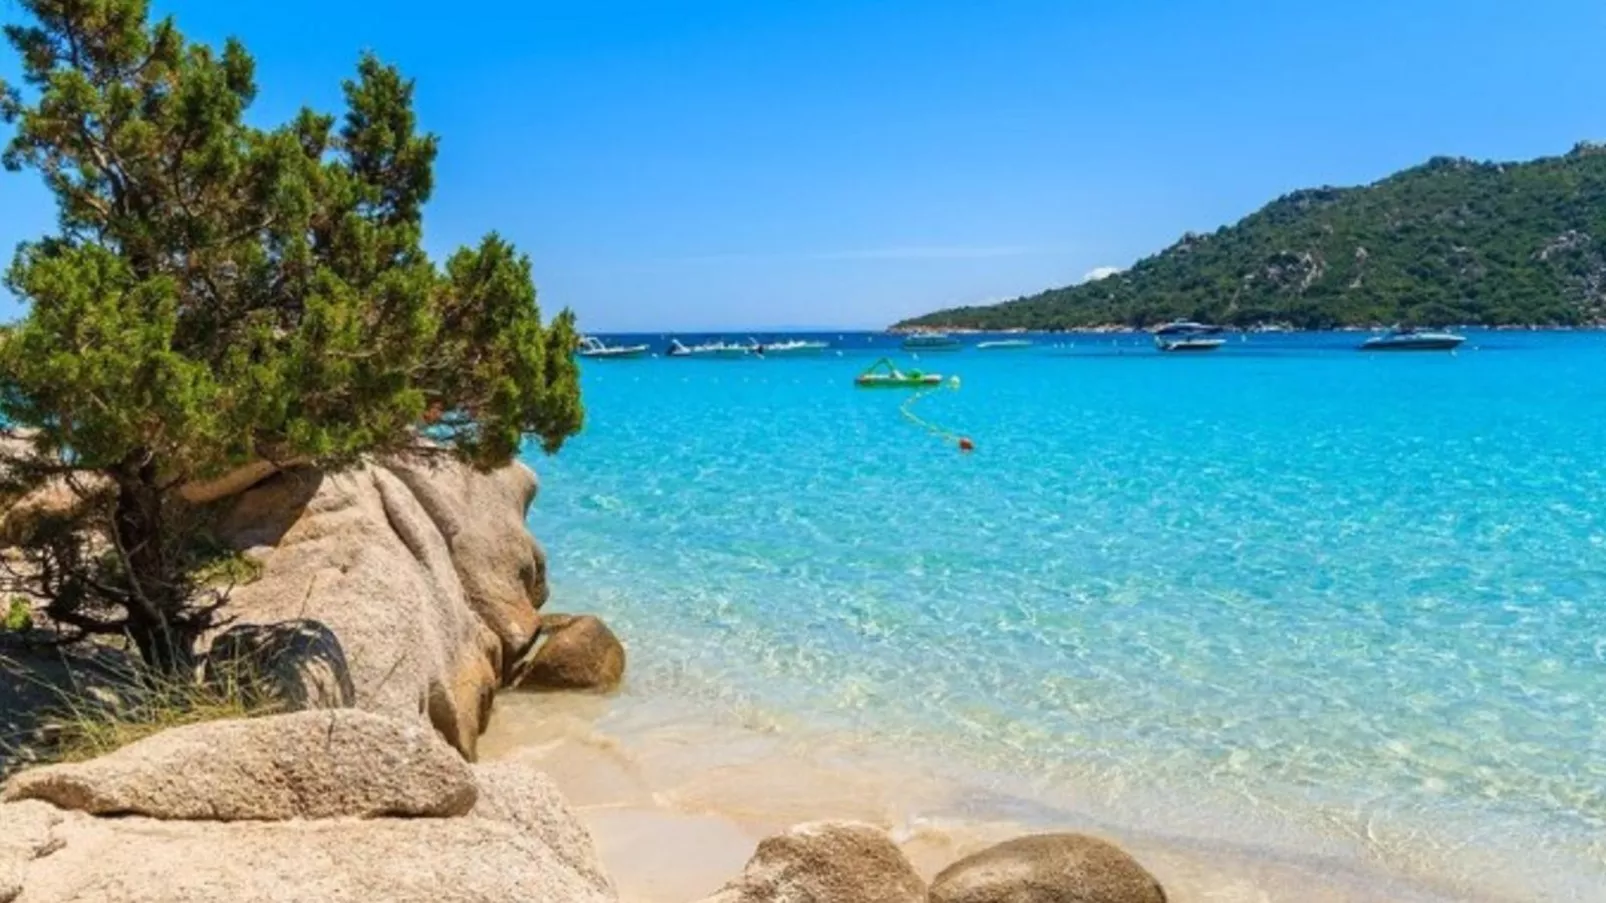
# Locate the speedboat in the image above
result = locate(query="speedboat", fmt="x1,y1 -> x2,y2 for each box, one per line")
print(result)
750,338 -> 829,356
1152,320 -> 1226,352
976,339 -> 1033,350
667,339 -> 753,358
577,336 -> 650,359
1359,326 -> 1466,351
900,332 -> 963,352
854,357 -> 943,388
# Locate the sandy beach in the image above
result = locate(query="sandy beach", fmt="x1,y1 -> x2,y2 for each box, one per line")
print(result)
482,692 -> 1557,903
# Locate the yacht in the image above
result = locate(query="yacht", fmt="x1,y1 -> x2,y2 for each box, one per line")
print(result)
976,339 -> 1034,350
667,338 -> 752,358
1358,326 -> 1466,352
900,332 -> 963,352
750,338 -> 830,356
576,336 -> 650,359
1152,320 -> 1226,352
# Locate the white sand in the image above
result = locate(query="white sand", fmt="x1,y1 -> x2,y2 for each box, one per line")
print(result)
479,692 -> 1538,903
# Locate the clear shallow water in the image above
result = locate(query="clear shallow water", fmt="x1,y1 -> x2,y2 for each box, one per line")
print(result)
521,331 -> 1606,900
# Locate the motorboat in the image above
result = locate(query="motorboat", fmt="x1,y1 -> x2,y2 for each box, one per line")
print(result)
750,338 -> 830,356
900,331 -> 963,352
976,339 -> 1033,350
1152,320 -> 1226,352
667,339 -> 752,358
577,336 -> 650,359
1358,326 -> 1466,351
854,357 -> 943,388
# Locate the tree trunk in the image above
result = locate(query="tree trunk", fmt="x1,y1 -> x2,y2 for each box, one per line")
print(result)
113,455 -> 195,672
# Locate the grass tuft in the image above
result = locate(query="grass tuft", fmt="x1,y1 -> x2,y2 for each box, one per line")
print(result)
3,597 -> 31,632
3,653 -> 285,769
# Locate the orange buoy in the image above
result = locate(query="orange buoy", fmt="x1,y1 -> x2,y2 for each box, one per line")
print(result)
958,437 -> 975,452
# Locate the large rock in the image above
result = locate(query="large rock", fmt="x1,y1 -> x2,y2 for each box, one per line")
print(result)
211,455 -> 547,758
0,801 -> 61,903
471,763 -> 612,896
515,613 -> 626,693
700,821 -> 925,903
0,759 -> 612,903
387,455 -> 550,672
1,710 -> 476,821
929,833 -> 1167,903
0,803 -> 614,903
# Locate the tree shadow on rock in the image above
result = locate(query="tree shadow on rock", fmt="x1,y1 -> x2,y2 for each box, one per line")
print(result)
205,619 -> 356,711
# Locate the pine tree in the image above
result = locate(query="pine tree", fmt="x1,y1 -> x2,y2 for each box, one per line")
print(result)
0,0 -> 583,668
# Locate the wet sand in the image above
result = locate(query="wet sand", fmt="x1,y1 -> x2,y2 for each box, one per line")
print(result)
481,693 -> 1541,903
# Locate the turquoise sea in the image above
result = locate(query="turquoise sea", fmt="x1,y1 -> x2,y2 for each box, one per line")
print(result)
520,331 -> 1606,901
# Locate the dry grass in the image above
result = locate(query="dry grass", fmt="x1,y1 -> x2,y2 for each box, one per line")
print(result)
2,651 -> 285,769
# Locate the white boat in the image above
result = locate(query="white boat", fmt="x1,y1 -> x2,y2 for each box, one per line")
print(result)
667,338 -> 752,358
750,338 -> 829,356
901,332 -> 963,352
1359,326 -> 1466,352
1152,320 -> 1226,353
976,339 -> 1033,350
577,336 -> 650,359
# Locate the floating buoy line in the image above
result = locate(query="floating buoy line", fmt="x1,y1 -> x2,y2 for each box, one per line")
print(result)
899,377 -> 973,453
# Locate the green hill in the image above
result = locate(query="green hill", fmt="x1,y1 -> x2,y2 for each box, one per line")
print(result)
897,144 -> 1606,330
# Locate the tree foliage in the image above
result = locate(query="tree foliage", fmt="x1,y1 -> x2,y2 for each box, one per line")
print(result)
898,146 -> 1606,331
0,0 -> 583,666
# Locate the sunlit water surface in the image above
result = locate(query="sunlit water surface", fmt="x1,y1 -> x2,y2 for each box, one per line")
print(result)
517,331 -> 1606,901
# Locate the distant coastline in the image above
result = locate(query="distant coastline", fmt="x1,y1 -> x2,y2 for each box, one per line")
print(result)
896,145 -> 1606,333
883,322 -> 1606,334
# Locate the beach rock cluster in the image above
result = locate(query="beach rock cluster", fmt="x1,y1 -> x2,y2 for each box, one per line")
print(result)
0,710 -> 615,903
202,452 -> 626,758
700,822 -> 1166,903
4,443 -> 1170,903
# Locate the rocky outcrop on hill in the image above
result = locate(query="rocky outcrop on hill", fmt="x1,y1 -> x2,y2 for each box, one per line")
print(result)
0,711 -> 615,903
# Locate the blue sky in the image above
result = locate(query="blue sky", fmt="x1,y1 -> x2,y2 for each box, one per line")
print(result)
2,0 -> 1603,330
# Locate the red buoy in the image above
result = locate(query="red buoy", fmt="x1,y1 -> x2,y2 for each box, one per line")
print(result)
958,437 -> 975,452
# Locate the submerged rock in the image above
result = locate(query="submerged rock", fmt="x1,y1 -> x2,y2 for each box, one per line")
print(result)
699,821 -> 925,903
515,613 -> 626,693
929,833 -> 1167,903
1,710 -> 476,821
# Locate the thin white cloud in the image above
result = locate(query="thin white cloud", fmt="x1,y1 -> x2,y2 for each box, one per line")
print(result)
1081,265 -> 1122,283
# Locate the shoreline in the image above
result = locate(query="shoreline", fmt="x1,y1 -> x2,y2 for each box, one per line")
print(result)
884,323 -> 1606,335
482,689 -> 1590,903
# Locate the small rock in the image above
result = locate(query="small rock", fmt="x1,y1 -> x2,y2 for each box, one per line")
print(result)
929,833 -> 1167,903
1,710 -> 476,821
700,821 -> 925,903
515,614 -> 625,693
